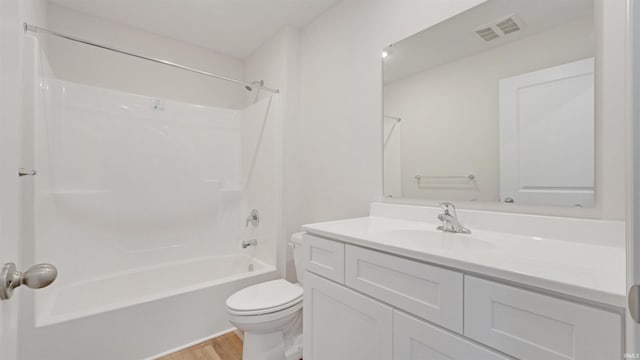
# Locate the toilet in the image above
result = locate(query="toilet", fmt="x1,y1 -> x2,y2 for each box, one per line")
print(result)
226,232 -> 305,360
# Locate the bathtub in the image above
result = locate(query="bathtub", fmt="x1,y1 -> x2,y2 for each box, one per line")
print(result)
21,254 -> 278,360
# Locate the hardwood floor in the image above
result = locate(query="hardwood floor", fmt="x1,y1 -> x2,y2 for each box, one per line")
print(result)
158,332 -> 243,360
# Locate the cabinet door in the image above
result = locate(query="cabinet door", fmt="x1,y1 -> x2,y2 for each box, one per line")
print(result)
465,276 -> 622,360
394,310 -> 513,360
304,272 -> 392,360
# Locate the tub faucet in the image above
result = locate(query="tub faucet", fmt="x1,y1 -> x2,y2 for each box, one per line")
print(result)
437,202 -> 471,234
246,209 -> 259,227
242,239 -> 257,249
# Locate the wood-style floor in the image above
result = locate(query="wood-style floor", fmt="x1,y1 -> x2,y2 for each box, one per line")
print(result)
158,332 -> 243,360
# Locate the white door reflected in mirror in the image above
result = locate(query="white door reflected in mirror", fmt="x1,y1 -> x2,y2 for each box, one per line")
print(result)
499,58 -> 594,207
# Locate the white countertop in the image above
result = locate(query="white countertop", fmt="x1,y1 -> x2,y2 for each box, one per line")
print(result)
302,216 -> 626,307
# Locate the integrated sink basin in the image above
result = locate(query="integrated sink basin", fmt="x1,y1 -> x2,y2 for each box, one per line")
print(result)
380,229 -> 496,251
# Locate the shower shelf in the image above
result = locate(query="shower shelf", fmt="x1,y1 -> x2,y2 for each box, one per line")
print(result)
203,179 -> 245,192
52,189 -> 112,195
219,188 -> 243,192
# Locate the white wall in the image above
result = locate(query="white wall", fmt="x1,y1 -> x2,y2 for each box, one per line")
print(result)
384,15 -> 594,202
22,0 -> 48,30
243,28 -> 301,281
44,4 -> 245,109
298,0 -> 627,222
298,0 -> 487,224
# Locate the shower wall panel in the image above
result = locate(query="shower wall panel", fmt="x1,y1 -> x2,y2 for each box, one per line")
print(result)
36,79 -> 245,284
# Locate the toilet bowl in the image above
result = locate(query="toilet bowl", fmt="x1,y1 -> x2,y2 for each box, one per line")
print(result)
226,232 -> 305,360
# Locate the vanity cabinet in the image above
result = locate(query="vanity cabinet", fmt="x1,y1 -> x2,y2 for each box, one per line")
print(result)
303,234 -> 623,360
393,310 -> 512,360
303,271 -> 392,360
465,276 -> 621,360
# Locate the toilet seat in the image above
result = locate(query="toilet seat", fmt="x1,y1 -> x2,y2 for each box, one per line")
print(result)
226,279 -> 303,316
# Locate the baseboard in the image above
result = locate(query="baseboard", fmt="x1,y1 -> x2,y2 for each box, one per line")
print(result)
144,327 -> 238,360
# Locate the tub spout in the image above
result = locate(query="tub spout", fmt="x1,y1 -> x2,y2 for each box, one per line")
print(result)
242,239 -> 257,249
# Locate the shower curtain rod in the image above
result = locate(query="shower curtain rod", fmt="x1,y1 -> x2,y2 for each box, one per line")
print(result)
24,23 -> 280,94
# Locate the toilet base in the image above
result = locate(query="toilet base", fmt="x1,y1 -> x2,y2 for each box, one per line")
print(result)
242,331 -> 302,360
243,331 -> 285,360
284,333 -> 303,360
237,309 -> 303,360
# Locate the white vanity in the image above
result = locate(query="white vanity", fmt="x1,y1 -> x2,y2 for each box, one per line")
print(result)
301,203 -> 625,360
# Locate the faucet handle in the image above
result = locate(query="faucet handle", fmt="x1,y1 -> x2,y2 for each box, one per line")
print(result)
437,202 -> 456,215
246,209 -> 259,227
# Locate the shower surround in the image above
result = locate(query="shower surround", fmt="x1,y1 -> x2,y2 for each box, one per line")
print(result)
20,39 -> 280,359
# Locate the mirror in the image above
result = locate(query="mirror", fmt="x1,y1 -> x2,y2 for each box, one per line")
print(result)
383,0 -> 595,207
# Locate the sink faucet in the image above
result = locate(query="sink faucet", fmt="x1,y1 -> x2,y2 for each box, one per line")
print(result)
437,202 -> 471,234
242,239 -> 258,249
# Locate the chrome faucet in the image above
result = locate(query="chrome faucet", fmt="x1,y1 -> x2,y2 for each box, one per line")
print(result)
242,239 -> 257,249
437,202 -> 471,234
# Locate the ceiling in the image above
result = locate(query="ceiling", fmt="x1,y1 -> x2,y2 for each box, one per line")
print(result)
47,0 -> 340,58
384,0 -> 594,83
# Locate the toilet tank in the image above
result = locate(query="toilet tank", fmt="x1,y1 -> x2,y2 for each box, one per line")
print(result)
290,232 -> 305,284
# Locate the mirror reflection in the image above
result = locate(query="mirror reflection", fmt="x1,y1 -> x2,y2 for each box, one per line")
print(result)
383,0 -> 595,207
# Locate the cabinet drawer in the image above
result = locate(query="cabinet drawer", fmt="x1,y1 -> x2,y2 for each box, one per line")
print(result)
464,276 -> 622,360
345,245 -> 463,332
303,234 -> 345,283
394,310 -> 513,360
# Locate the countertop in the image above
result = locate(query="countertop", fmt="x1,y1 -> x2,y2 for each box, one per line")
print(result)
302,216 -> 626,308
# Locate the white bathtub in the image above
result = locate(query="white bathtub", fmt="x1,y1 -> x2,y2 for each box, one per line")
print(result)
21,255 -> 278,360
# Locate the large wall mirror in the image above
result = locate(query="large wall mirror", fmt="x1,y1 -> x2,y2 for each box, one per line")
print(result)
383,0 -> 595,207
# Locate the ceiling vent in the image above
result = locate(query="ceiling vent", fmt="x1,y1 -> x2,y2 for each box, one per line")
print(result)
475,27 -> 500,42
474,14 -> 525,42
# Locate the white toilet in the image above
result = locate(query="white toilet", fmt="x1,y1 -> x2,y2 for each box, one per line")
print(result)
226,232 -> 305,360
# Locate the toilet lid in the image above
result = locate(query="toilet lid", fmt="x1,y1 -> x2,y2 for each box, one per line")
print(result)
226,279 -> 303,315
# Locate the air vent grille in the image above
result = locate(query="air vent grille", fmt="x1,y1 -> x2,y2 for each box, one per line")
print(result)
474,14 -> 525,42
475,27 -> 500,42
497,18 -> 521,34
